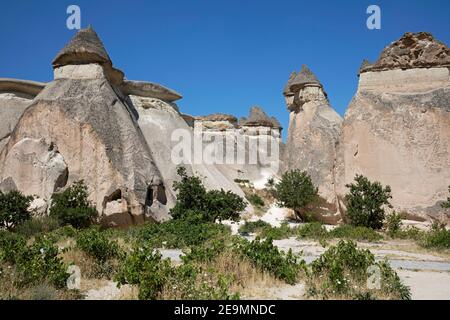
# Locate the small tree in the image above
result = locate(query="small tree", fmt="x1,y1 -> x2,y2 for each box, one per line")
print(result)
275,170 -> 318,221
345,175 -> 392,230
50,180 -> 97,228
170,166 -> 246,222
0,190 -> 33,231
441,186 -> 450,209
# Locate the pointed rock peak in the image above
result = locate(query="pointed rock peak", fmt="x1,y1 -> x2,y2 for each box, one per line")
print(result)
283,71 -> 297,95
289,65 -> 322,92
52,27 -> 111,68
241,106 -> 281,128
360,32 -> 450,73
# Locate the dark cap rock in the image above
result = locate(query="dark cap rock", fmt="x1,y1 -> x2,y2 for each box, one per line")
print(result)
52,26 -> 111,68
288,65 -> 322,93
240,106 -> 281,129
360,32 -> 450,73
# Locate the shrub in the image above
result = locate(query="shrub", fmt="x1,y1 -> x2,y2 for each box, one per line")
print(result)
115,244 -> 173,300
259,222 -> 296,240
0,190 -> 33,231
16,236 -> 69,288
204,189 -> 246,222
49,180 -> 97,228
76,228 -> 120,262
297,222 -> 328,240
345,175 -> 392,229
308,240 -> 410,300
234,237 -> 305,284
247,193 -> 265,207
134,216 -> 230,249
329,225 -> 383,242
385,211 -> 402,237
238,220 -> 271,235
0,231 -> 26,264
274,170 -> 318,221
420,226 -> 450,249
171,167 -> 246,222
181,239 -> 226,264
441,186 -> 450,209
15,216 -> 61,238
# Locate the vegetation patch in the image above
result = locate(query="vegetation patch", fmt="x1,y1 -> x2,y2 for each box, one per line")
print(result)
307,240 -> 410,300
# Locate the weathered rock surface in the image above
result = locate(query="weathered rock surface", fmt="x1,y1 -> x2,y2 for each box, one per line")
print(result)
128,95 -> 247,201
360,32 -> 450,73
283,65 -> 342,222
0,79 -> 46,151
0,28 -> 170,225
336,32 -> 450,222
121,81 -> 182,102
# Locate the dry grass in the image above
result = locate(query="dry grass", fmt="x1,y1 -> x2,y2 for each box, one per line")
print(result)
160,250 -> 286,300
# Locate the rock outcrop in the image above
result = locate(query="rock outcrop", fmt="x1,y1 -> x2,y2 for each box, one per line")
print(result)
0,28 -> 169,226
0,79 -> 46,151
283,65 -> 342,223
336,32 -> 450,223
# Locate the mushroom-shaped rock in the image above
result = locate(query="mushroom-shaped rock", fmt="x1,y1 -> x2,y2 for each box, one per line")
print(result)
0,78 -> 46,96
288,65 -> 322,93
121,80 -> 182,102
52,26 -> 111,68
240,106 -> 281,129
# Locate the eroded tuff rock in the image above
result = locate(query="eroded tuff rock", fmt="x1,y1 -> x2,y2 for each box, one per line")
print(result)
283,65 -> 342,223
0,79 -> 46,151
0,28 -> 169,226
360,32 -> 450,73
129,96 -> 247,202
337,32 -> 450,223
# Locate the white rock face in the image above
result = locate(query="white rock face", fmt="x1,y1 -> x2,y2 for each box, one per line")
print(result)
0,138 -> 68,201
28,197 -> 48,216
129,95 -> 247,202
54,64 -> 105,80
336,67 -> 450,222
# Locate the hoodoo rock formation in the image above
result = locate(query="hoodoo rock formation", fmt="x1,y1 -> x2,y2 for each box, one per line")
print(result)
283,65 -> 342,223
0,27 -> 249,226
336,32 -> 450,223
0,27 -> 169,226
193,106 -> 282,189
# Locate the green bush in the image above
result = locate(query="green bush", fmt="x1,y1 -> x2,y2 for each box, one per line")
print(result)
308,240 -> 410,300
115,243 -> 173,300
15,216 -> 61,238
345,175 -> 392,229
385,211 -> 402,237
274,170 -> 318,221
76,228 -> 120,262
171,167 -> 246,222
238,220 -> 271,235
0,190 -> 33,231
234,237 -> 305,284
182,239 -> 226,264
16,236 -> 69,288
49,180 -> 97,228
259,222 -> 296,240
420,226 -> 450,249
247,193 -> 265,207
297,222 -> 328,240
133,216 -> 231,249
0,231 -> 26,264
329,225 -> 383,242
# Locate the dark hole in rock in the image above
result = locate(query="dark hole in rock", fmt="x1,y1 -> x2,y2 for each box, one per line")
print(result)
103,189 -> 122,209
54,167 -> 69,192
145,185 -> 167,207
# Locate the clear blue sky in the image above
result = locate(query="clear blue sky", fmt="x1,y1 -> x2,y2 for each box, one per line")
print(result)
1,0 -> 449,139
